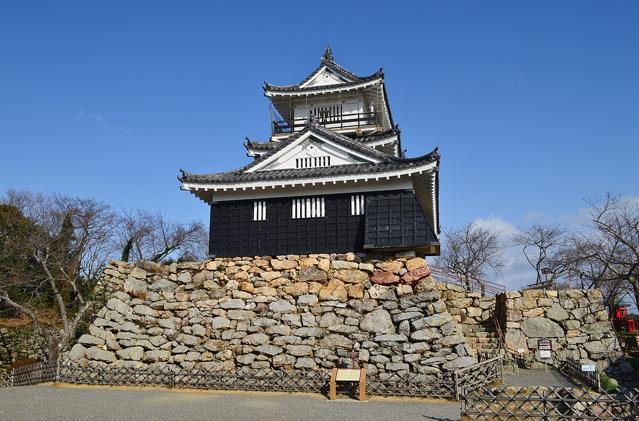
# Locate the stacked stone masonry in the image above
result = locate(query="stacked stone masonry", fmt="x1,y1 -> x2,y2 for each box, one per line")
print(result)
69,254 -> 477,377
500,289 -> 622,369
0,325 -> 47,371
437,283 -> 501,355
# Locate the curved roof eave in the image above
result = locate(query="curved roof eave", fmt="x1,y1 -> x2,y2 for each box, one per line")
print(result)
263,76 -> 384,96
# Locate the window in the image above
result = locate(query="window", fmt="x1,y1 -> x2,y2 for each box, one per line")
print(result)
295,156 -> 331,169
291,197 -> 325,219
253,201 -> 267,221
350,194 -> 365,216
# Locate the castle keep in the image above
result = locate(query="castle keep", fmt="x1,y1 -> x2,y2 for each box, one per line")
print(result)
179,48 -> 440,258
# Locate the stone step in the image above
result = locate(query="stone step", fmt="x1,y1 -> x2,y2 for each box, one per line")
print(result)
463,325 -> 496,334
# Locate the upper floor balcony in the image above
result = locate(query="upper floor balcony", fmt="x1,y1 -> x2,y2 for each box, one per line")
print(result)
272,112 -> 381,138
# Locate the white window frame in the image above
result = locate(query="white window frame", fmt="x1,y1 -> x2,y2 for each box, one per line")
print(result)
292,197 -> 325,219
253,200 -> 267,221
350,194 -> 365,216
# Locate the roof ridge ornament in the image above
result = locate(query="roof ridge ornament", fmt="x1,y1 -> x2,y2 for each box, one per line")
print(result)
321,45 -> 334,63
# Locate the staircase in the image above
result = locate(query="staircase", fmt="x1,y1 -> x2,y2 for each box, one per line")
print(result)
462,320 -> 503,356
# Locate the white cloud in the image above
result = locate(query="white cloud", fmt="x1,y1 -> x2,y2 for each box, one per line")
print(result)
74,110 -> 132,135
455,194 -> 639,292
473,216 -> 520,238
471,216 -> 532,290
75,110 -> 104,122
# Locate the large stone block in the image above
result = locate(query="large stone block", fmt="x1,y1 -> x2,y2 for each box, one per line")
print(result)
375,260 -> 404,275
410,328 -> 441,342
368,284 -> 397,300
370,271 -> 400,285
335,269 -> 368,284
442,356 -> 476,370
86,347 -> 116,363
298,267 -> 327,282
116,346 -> 145,361
271,259 -> 298,270
226,310 -> 256,320
521,317 -> 564,338
360,309 -> 395,334
256,344 -> 283,356
242,333 -> 269,346
331,260 -> 359,270
505,330 -> 527,351
412,313 -> 452,329
401,267 -> 431,285
546,303 -> 569,322
406,257 -> 426,271
319,334 -> 353,350
319,280 -> 348,302
68,344 -> 86,361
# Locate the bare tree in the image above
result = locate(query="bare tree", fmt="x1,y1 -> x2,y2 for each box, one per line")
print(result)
435,222 -> 504,293
586,194 -> 639,307
553,194 -> 639,309
0,191 -> 117,357
557,233 -> 621,308
115,209 -> 207,263
512,223 -> 566,285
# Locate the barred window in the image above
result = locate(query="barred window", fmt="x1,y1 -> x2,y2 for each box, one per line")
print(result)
291,197 -> 325,219
253,200 -> 267,221
295,156 -> 331,168
350,194 -> 365,216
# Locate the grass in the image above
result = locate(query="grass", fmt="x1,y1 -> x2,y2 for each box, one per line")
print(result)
599,373 -> 619,392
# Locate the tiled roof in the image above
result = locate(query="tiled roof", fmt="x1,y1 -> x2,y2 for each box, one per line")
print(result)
179,152 -> 438,185
359,129 -> 400,145
243,128 -> 400,152
263,47 -> 383,93
180,124 -> 438,185
244,139 -> 278,151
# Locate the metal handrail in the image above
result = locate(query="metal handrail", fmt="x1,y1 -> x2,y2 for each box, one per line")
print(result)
492,315 -> 534,363
429,266 -> 506,296
559,358 -> 602,391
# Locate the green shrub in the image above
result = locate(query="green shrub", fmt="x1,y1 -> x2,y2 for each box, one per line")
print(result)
600,373 -> 619,391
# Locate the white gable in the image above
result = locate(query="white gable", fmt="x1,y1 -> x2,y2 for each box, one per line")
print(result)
300,67 -> 351,88
246,132 -> 381,173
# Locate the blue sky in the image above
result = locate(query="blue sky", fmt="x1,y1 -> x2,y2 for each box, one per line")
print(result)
1,1 -> 637,287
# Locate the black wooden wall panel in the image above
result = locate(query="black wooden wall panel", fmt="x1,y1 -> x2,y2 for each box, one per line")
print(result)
209,193 -> 365,257
209,190 -> 436,257
363,190 -> 438,250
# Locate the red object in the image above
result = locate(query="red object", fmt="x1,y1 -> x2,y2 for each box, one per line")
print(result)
626,319 -> 637,333
614,306 -> 628,320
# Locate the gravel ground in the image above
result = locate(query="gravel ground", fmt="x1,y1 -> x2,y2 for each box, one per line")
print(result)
502,368 -> 578,387
0,384 -> 460,421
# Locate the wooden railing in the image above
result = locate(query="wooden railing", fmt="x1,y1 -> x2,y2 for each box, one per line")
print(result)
272,112 -> 380,134
3,359 -> 507,401
461,386 -> 639,420
453,356 -> 504,399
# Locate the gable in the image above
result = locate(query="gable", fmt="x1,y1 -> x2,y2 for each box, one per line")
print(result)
246,131 -> 383,173
300,67 -> 352,88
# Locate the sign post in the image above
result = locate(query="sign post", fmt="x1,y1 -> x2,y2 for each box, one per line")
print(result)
538,338 -> 552,371
329,368 -> 366,401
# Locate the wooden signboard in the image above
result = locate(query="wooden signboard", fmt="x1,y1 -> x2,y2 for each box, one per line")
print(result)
329,368 -> 366,401
538,338 -> 552,359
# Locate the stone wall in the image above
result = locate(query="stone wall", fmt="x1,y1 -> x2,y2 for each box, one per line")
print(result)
501,289 -> 622,369
0,324 -> 46,371
68,254 -> 477,377
437,283 -> 495,325
437,284 -> 499,354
